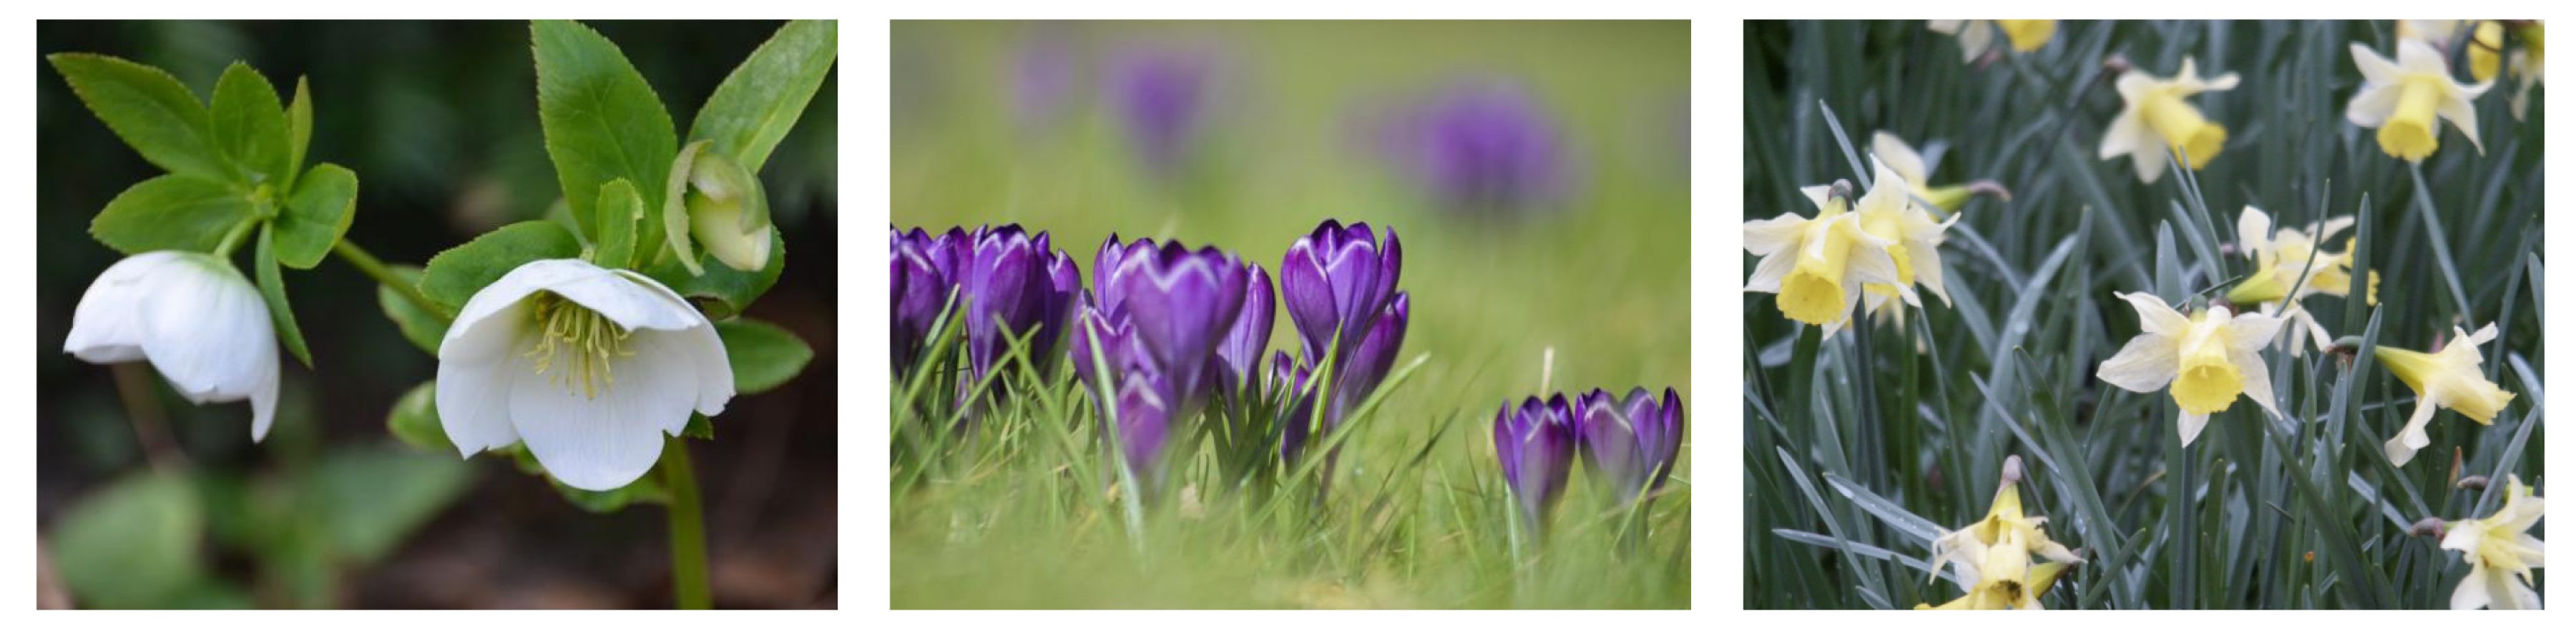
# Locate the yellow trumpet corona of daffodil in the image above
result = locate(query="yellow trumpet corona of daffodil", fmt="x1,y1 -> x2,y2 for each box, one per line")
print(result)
2097,292 -> 2285,446
1871,132 -> 2011,215
1745,182 -> 1909,338
2349,39 -> 2494,162
1919,456 -> 2082,610
2399,20 -> 2507,82
2101,57 -> 2239,184
2441,474 -> 2545,610
2373,323 -> 2517,466
1926,20 -> 2057,62
2223,206 -> 2378,357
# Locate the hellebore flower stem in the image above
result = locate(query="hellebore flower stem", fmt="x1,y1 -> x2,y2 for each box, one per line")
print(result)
333,240 -> 452,321
211,214 -> 263,259
657,440 -> 712,610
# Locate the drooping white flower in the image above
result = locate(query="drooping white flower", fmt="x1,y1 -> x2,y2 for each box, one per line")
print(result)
64,251 -> 280,440
436,259 -> 733,491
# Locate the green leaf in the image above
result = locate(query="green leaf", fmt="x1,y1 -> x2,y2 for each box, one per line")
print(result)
641,228 -> 784,319
716,317 -> 812,394
687,19 -> 838,173
49,470 -> 207,610
285,76 -> 312,188
418,220 -> 582,313
532,19 -> 677,235
680,414 -> 715,440
662,140 -> 711,275
46,53 -> 230,180
253,224 -> 314,368
376,265 -> 449,356
273,162 -> 357,269
89,173 -> 254,255
386,381 -> 451,453
208,62 -> 291,188
310,446 -> 472,565
594,178 -> 644,268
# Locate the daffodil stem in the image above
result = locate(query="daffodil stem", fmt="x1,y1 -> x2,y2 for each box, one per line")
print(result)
330,240 -> 451,321
658,441 -> 713,610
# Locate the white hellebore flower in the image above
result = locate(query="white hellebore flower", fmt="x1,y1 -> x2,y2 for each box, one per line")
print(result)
2101,57 -> 2239,184
64,251 -> 280,440
436,259 -> 733,491
2095,292 -> 2284,446
2442,474 -> 2545,610
2348,39 -> 2493,162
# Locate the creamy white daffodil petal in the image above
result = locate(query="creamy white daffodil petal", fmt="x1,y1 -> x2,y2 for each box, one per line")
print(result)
2442,474 -> 2545,610
64,251 -> 280,441
1744,187 -> 1906,338
2103,58 -> 2239,183
2097,292 -> 2282,446
2374,323 -> 2516,466
436,258 -> 734,491
2349,40 -> 2494,162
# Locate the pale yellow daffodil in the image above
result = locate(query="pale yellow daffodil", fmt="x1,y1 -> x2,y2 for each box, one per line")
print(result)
1926,20 -> 2057,62
1871,132 -> 2009,215
2349,39 -> 2494,162
1801,157 -> 1957,324
2374,323 -> 2517,466
2097,292 -> 2286,446
2224,206 -> 2379,357
1745,180 -> 1909,338
2441,474 -> 2545,610
1919,457 -> 2082,610
2399,20 -> 2507,82
2511,21 -> 2545,120
2101,57 -> 2239,184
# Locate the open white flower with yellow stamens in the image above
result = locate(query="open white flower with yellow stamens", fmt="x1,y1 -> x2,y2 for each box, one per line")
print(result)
1871,132 -> 2009,215
2096,292 -> 2285,446
2101,57 -> 2239,183
2225,206 -> 2378,357
1926,20 -> 2057,62
1816,157 -> 1957,323
1745,180 -> 1909,338
2442,474 -> 2545,610
2399,20 -> 2507,82
2373,323 -> 2516,467
63,251 -> 280,441
436,259 -> 734,491
2349,39 -> 2494,162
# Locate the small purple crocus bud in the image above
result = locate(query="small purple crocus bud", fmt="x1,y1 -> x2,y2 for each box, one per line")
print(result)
1091,233 -> 1157,317
1577,387 -> 1686,506
1212,263 -> 1274,397
1280,220 -> 1403,364
1327,291 -> 1408,424
891,226 -> 969,375
959,225 -> 1078,388
1109,241 -> 1248,407
1496,394 -> 1578,531
1382,78 -> 1570,217
1108,48 -> 1209,175
1274,350 -> 1319,465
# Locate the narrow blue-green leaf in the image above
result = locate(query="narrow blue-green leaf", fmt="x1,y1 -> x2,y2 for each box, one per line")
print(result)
253,223 -> 313,368
2405,164 -> 2474,322
208,62 -> 291,188
532,19 -> 677,233
46,53 -> 231,180
1823,472 -> 1944,542
89,173 -> 255,255
687,19 -> 837,173
273,162 -> 357,269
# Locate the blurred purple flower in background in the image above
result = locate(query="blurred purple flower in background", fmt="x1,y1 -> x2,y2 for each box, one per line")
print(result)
1378,77 -> 1573,219
958,225 -> 1080,392
1012,26 -> 1079,132
891,226 -> 969,376
1495,394 -> 1578,532
1108,48 -> 1212,175
1575,387 -> 1685,507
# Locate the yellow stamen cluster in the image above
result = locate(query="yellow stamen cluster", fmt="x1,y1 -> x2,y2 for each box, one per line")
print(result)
524,292 -> 635,399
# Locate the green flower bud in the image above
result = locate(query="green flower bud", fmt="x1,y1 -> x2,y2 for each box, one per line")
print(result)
682,149 -> 773,272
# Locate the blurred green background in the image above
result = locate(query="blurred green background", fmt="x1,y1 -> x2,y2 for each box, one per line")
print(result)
891,20 -> 1689,607
36,21 -> 838,609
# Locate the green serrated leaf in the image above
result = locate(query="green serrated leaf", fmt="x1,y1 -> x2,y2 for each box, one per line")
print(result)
682,414 -> 714,440
253,224 -> 314,368
640,228 -> 784,319
273,162 -> 356,269
89,173 -> 255,255
688,19 -> 837,173
386,381 -> 451,453
716,317 -> 812,394
46,53 -> 231,181
595,178 -> 644,268
532,19 -> 677,235
49,470 -> 207,610
377,265 -> 449,356
208,62 -> 291,188
285,76 -> 312,188
310,445 -> 471,564
418,220 -> 582,313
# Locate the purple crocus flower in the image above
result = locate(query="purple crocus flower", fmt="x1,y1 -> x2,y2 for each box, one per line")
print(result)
1280,220 -> 1403,365
1496,394 -> 1578,531
1113,366 -> 1177,483
1576,387 -> 1685,506
1104,240 -> 1248,406
1108,49 -> 1210,175
1381,78 -> 1571,217
1328,292 -> 1408,423
958,225 -> 1080,391
891,226 -> 969,375
1212,263 -> 1274,398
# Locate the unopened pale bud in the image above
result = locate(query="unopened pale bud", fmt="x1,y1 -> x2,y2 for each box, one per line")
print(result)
682,148 -> 773,272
